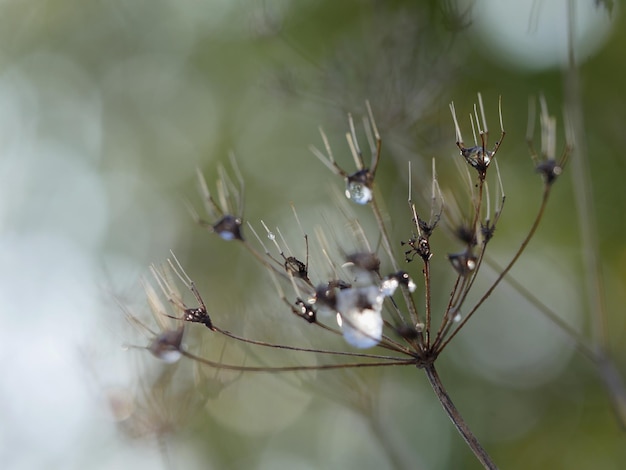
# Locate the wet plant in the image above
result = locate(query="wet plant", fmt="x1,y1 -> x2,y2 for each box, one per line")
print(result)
119,92 -> 626,469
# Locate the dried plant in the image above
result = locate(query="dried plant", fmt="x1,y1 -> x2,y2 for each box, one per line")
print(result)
111,88 -> 626,470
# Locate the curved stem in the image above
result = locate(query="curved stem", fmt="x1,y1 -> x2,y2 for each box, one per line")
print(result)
424,364 -> 497,470
371,197 -> 422,332
482,255 -> 596,362
180,350 -> 415,372
215,327 -> 412,360
436,186 -> 550,353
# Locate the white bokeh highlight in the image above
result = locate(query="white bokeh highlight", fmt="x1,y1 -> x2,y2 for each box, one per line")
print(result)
471,0 -> 616,70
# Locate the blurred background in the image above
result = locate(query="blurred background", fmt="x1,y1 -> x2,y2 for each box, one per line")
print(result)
0,0 -> 625,469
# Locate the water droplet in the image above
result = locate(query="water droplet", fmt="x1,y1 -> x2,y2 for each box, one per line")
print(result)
380,278 -> 399,296
336,286 -> 383,349
345,182 -> 372,205
157,349 -> 183,364
213,215 -> 243,241
453,312 -> 462,323
267,231 -> 276,241
218,231 -> 236,241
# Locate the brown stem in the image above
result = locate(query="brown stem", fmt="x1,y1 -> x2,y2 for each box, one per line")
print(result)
423,259 -> 432,347
371,197 -> 422,332
180,350 -> 415,372
436,186 -> 550,353
424,364 -> 498,470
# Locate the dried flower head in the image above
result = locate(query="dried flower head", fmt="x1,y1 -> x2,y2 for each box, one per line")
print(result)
309,101 -> 381,205
527,95 -> 572,185
189,154 -> 245,241
118,94 -> 608,469
450,93 -> 505,179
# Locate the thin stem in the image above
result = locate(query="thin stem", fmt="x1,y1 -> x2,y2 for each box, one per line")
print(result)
483,255 -> 596,362
564,0 -> 608,349
371,197 -> 422,329
431,275 -> 462,349
423,258 -> 432,347
432,274 -> 470,352
445,236 -> 490,329
370,197 -> 400,273
180,350 -> 416,372
214,327 -> 411,361
564,1 -> 626,428
424,364 -> 497,469
437,186 -> 551,353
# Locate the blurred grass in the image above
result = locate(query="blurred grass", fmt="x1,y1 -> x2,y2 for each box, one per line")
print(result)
2,1 -> 625,469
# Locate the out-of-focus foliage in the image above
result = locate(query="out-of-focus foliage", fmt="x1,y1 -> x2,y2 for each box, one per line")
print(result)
1,1 -> 625,469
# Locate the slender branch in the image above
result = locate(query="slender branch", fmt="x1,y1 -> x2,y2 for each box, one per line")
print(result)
371,197 -> 422,329
564,0 -> 626,429
423,258 -> 432,347
424,364 -> 497,469
482,255 -> 596,362
564,0 -> 608,349
431,275 -> 462,350
214,327 -> 412,361
437,186 -> 551,353
181,350 -> 416,372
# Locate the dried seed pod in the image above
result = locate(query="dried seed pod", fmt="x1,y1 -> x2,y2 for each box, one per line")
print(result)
192,155 -> 247,241
447,250 -> 477,276
310,102 -> 381,205
148,327 -> 184,363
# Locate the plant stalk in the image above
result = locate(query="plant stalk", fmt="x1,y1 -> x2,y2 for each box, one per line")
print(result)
424,364 -> 497,470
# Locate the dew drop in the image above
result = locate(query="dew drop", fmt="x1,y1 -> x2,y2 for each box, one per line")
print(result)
453,312 -> 462,323
345,182 -> 372,205
380,278 -> 399,297
335,286 -> 384,348
267,231 -> 276,241
157,350 -> 183,364
219,231 -> 236,241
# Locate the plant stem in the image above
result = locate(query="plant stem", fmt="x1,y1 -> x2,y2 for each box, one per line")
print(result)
371,197 -> 421,328
436,187 -> 550,354
564,0 -> 608,350
564,0 -> 626,428
424,364 -> 497,470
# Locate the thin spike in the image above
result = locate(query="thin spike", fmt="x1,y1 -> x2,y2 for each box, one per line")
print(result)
478,92 -> 488,135
498,95 -> 504,134
450,102 -> 464,145
346,132 -> 363,170
246,221 -> 271,256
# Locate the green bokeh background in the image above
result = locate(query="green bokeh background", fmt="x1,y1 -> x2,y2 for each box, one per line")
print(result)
2,1 -> 625,469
